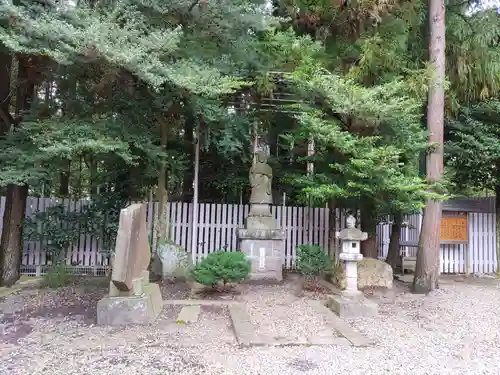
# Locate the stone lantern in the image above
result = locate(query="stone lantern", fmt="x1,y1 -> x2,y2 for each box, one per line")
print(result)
327,215 -> 378,318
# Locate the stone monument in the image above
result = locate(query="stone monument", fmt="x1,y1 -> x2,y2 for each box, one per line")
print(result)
237,151 -> 285,281
97,203 -> 163,326
326,215 -> 378,318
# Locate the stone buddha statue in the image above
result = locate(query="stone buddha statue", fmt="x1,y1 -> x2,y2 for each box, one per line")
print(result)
249,150 -> 273,205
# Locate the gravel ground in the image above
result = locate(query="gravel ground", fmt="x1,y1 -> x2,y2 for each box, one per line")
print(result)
239,282 -> 339,341
1,277 -> 500,375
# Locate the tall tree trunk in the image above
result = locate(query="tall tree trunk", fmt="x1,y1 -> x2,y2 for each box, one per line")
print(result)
0,56 -> 33,286
328,199 -> 338,262
129,166 -> 138,199
182,115 -> 194,202
156,117 -> 169,245
0,185 -> 28,286
412,0 -> 445,294
360,200 -> 378,258
59,160 -> 71,196
90,157 -> 98,195
386,213 -> 403,273
0,44 -> 12,135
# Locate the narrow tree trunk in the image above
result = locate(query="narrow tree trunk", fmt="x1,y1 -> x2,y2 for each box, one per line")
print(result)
156,117 -> 169,245
386,213 -> 403,273
182,115 -> 194,202
0,44 -> 12,135
128,166 -> 138,199
328,199 -> 338,262
361,236 -> 378,259
59,160 -> 70,196
0,184 -> 28,286
360,201 -> 378,258
412,0 -> 445,294
89,157 -> 97,195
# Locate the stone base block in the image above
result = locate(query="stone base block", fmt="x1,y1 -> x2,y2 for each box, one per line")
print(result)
97,283 -> 163,326
237,229 -> 285,282
326,294 -> 378,319
245,215 -> 277,230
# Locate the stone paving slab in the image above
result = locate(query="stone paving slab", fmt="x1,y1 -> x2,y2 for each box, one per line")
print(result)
176,305 -> 201,324
228,303 -> 260,347
306,299 -> 373,347
229,300 -> 356,347
165,298 -> 369,347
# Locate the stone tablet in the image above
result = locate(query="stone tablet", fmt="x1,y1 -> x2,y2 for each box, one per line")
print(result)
111,203 -> 150,292
97,203 -> 163,326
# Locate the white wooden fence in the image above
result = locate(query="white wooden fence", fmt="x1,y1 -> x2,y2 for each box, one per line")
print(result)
377,211 -> 497,274
0,197 -> 344,275
0,196 -> 497,275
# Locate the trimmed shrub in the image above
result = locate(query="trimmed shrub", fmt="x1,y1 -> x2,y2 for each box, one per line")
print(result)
296,244 -> 330,278
190,251 -> 251,286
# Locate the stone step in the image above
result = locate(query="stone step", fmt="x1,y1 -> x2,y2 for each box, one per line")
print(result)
175,305 -> 201,324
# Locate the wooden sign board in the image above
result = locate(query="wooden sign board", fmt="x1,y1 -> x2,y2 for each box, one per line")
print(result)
440,215 -> 468,243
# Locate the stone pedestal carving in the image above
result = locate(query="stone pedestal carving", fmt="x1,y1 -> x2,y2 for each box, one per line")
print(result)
237,151 -> 285,282
327,215 -> 378,318
97,204 -> 163,326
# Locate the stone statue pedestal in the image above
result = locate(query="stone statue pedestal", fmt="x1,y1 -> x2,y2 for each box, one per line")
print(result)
97,271 -> 163,326
237,228 -> 285,282
326,290 -> 378,319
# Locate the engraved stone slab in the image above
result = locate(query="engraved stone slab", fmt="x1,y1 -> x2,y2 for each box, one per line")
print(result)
111,203 -> 151,293
97,203 -> 163,326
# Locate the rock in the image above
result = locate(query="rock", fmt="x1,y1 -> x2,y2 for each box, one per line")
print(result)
332,258 -> 393,290
157,242 -> 192,280
357,258 -> 393,289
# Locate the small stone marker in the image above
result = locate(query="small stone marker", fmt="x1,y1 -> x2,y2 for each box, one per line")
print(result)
326,215 -> 378,319
176,305 -> 201,324
97,204 -> 163,326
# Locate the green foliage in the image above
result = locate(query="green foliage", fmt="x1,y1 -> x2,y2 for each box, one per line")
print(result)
295,244 -> 330,278
446,101 -> 500,194
446,8 -> 500,104
41,264 -> 74,288
283,69 -> 444,218
190,251 -> 251,286
82,192 -> 129,256
23,193 -> 127,266
23,205 -> 82,264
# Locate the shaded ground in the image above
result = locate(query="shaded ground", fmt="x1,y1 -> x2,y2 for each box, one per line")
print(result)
1,276 -> 500,375
0,277 -> 190,345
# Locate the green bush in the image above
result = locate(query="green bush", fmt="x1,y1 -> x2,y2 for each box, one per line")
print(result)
296,244 -> 331,278
190,251 -> 251,286
41,264 -> 74,288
